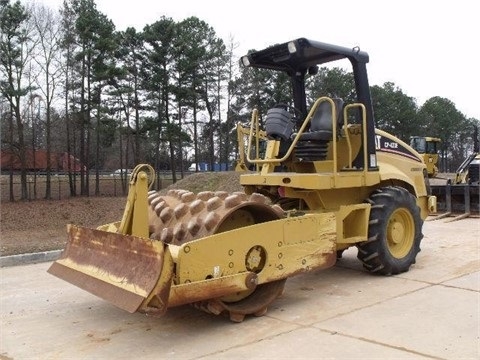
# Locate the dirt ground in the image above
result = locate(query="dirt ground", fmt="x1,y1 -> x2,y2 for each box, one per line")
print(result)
0,172 -> 243,256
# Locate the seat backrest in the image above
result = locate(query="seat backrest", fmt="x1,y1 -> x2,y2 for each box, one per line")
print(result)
297,98 -> 344,142
310,98 -> 344,133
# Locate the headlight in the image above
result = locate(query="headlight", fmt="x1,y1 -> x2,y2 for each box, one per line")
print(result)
241,56 -> 250,67
287,41 -> 297,54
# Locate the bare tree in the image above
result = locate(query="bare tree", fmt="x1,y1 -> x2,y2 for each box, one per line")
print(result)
31,1 -> 62,199
223,35 -> 241,167
58,0 -> 78,196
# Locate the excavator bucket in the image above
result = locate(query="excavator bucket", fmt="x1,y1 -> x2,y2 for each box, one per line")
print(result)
48,224 -> 169,313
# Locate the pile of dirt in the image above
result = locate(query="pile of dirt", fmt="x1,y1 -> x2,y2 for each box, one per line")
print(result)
0,172 -> 244,256
159,171 -> 243,195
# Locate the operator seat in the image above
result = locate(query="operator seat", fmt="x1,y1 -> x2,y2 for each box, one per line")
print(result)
295,98 -> 344,161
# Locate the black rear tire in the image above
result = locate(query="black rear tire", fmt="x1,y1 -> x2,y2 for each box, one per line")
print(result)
357,186 -> 423,275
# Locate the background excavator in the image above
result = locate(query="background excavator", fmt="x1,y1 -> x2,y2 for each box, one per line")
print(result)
427,126 -> 479,220
49,38 -> 436,323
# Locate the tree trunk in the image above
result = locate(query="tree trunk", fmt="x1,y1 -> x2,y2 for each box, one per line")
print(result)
95,101 -> 100,196
45,77 -> 52,200
80,52 -> 87,196
14,105 -> 28,200
8,109 -> 15,202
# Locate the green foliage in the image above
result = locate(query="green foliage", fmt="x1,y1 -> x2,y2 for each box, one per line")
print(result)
417,96 -> 471,171
307,67 -> 355,104
98,116 -> 116,147
371,82 -> 419,142
236,66 -> 290,122
0,0 -> 31,100
164,122 -> 190,143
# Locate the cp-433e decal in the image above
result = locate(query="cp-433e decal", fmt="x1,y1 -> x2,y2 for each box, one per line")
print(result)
375,134 -> 421,162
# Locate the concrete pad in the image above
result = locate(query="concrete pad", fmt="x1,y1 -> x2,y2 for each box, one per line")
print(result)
404,218 -> 480,283
267,265 -> 429,325
1,216 -> 479,359
1,263 -> 300,359
205,327 -> 430,359
334,218 -> 480,284
315,282 -> 480,359
443,271 -> 480,291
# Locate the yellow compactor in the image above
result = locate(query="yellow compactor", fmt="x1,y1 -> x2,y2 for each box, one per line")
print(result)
49,38 -> 437,322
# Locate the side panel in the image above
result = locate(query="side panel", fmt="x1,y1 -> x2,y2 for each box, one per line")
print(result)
336,203 -> 371,244
375,129 -> 428,198
175,213 -> 337,285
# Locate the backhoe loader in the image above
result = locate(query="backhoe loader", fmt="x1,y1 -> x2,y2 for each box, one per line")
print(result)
429,125 -> 479,220
49,38 -> 437,322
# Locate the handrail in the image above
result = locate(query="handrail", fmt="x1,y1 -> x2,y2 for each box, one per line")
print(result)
235,122 -> 266,171
246,96 -> 338,165
244,109 -> 264,170
343,103 -> 367,174
342,107 -> 353,168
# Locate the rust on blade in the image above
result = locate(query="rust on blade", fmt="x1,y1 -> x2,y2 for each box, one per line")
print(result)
48,225 -> 168,313
168,272 -> 258,308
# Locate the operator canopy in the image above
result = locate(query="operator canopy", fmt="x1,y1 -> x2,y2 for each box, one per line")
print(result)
240,38 -> 369,76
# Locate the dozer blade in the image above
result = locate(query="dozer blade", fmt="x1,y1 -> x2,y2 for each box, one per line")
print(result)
48,224 -> 169,313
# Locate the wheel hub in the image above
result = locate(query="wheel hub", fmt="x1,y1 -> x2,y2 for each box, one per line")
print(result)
389,218 -> 405,244
387,208 -> 414,258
